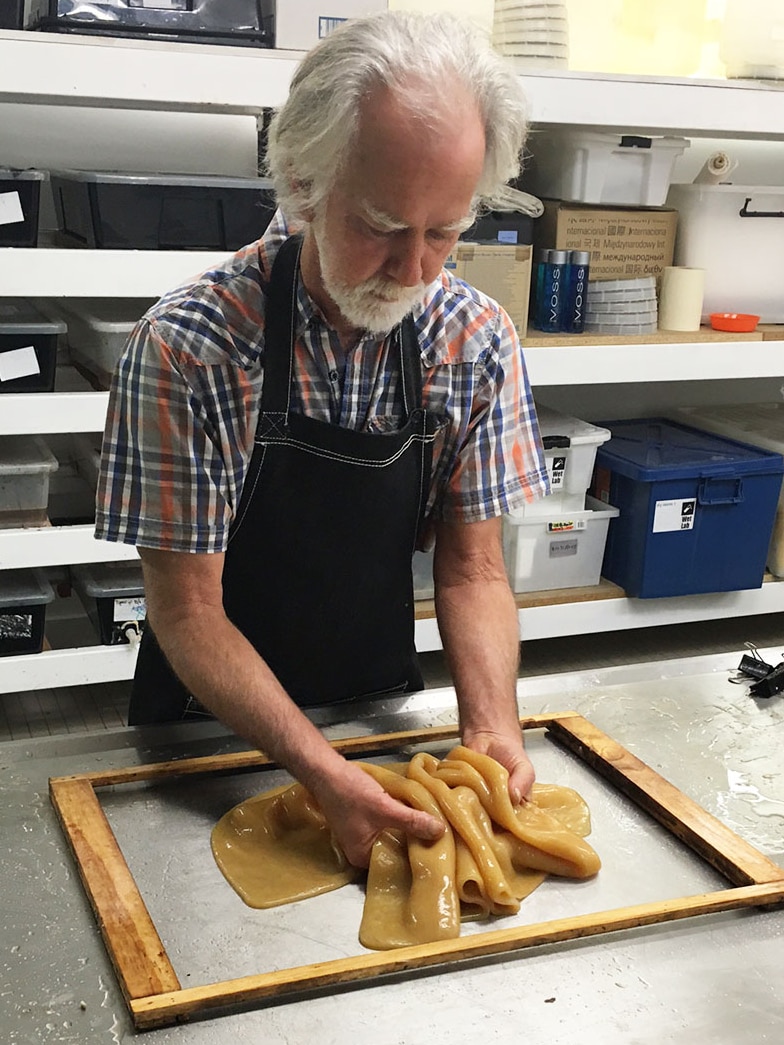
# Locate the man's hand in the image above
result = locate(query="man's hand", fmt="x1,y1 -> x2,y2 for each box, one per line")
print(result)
461,728 -> 535,805
312,759 -> 444,868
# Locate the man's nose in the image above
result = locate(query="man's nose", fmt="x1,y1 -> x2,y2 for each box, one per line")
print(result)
386,234 -> 426,287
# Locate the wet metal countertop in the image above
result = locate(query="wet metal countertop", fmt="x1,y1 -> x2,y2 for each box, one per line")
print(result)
2,649 -> 783,1044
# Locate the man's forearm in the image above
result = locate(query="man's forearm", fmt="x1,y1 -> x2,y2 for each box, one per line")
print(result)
150,605 -> 347,794
434,574 -> 521,735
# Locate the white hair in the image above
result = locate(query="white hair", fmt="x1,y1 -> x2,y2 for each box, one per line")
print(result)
265,11 -> 529,221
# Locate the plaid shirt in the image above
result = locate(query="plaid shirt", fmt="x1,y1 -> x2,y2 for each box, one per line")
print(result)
96,211 -> 548,554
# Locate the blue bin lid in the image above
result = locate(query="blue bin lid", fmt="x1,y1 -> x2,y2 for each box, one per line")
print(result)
595,418 -> 784,481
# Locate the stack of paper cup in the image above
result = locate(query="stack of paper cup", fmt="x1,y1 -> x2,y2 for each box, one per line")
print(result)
584,276 -> 658,335
492,0 -> 569,70
658,267 -> 705,331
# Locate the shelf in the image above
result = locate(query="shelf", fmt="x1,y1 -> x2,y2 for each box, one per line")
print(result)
0,524 -> 138,570
5,576 -> 780,691
0,29 -> 298,113
525,339 -> 784,386
0,247 -> 233,298
2,30 -> 784,137
519,69 -> 784,139
0,392 -> 108,435
0,643 -> 138,694
413,575 -> 784,652
4,334 -> 782,436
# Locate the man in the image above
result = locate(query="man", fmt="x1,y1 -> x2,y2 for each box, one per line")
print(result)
96,11 -> 549,867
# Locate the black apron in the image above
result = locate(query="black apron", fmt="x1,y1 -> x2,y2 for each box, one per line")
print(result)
129,234 -> 442,724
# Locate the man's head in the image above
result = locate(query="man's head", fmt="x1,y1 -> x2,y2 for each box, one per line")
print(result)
266,11 -> 528,223
266,12 -> 528,336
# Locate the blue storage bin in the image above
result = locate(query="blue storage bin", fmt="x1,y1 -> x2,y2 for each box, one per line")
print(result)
590,418 -> 784,598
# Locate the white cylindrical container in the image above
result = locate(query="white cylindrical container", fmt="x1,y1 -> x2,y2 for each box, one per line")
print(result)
658,267 -> 705,331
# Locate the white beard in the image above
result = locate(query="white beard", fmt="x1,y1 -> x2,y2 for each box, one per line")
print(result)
312,215 -> 426,335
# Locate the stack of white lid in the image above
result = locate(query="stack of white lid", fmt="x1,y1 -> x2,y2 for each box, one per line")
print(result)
584,276 -> 658,335
492,0 -> 569,70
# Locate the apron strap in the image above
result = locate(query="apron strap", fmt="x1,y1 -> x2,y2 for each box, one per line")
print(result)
258,232 -> 423,428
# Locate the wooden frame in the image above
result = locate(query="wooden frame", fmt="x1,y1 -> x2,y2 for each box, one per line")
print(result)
49,713 -> 784,1031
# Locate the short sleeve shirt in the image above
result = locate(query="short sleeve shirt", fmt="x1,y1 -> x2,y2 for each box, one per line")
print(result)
95,210 -> 549,553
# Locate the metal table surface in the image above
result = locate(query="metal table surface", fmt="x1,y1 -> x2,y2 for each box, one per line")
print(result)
2,648 -> 783,1045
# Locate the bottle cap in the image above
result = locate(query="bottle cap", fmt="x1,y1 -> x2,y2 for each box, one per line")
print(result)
548,250 -> 570,264
569,250 -> 591,265
534,248 -> 550,263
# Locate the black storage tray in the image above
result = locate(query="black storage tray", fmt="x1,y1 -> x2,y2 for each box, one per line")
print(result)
50,170 -> 277,251
0,570 -> 54,657
461,210 -> 534,246
0,300 -> 65,394
33,0 -> 274,47
0,169 -> 46,248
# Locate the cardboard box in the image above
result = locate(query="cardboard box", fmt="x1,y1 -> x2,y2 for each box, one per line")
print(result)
534,201 -> 678,281
445,243 -> 532,339
275,1 -> 387,52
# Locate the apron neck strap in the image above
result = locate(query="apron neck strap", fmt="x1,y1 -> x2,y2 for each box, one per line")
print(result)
262,232 -> 423,419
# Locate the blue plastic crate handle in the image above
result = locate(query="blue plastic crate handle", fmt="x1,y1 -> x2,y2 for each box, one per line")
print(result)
697,476 -> 744,505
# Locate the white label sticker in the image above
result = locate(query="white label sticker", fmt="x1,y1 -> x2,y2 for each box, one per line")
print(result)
0,346 -> 40,383
0,191 -> 24,226
113,596 -> 147,622
549,537 -> 578,558
652,498 -> 696,533
547,454 -> 567,489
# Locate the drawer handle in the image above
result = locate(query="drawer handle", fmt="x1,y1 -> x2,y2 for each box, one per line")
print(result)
739,197 -> 784,218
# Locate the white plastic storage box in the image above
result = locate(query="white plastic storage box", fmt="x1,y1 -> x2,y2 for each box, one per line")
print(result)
524,405 -> 611,516
0,300 -> 65,393
0,436 -> 59,527
59,298 -> 153,388
49,169 -> 277,250
529,132 -> 689,206
675,403 -> 784,577
0,167 -> 46,247
666,183 -> 784,322
71,562 -> 146,645
0,569 -> 55,657
503,495 -> 619,594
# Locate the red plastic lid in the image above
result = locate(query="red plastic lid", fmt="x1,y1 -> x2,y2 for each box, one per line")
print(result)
709,312 -> 760,332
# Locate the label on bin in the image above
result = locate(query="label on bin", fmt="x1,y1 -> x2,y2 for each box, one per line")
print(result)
547,455 -> 567,488
549,538 -> 578,558
652,499 -> 696,533
0,191 -> 24,226
114,597 -> 147,622
0,613 -> 33,639
0,345 -> 40,383
547,519 -> 586,533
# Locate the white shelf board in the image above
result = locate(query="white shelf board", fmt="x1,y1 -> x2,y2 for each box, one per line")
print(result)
0,248 -> 232,297
2,31 -> 784,136
0,29 -> 298,113
0,643 -> 137,694
525,339 -> 784,386
0,393 -> 108,435
5,580 -> 782,691
0,524 -> 138,570
520,70 -> 784,139
517,577 -> 784,641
